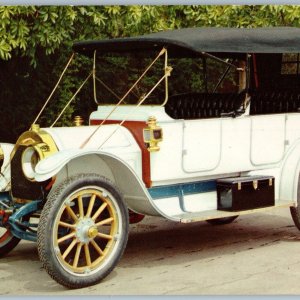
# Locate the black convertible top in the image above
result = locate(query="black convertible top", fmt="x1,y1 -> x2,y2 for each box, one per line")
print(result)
73,27 -> 300,58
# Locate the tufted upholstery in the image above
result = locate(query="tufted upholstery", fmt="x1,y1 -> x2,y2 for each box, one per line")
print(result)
165,92 -> 246,119
250,90 -> 300,115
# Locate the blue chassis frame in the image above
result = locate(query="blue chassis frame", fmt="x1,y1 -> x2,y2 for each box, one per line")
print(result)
0,191 -> 41,242
0,180 -> 217,242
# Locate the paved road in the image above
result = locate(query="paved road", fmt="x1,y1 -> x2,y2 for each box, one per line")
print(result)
1,207 -> 300,295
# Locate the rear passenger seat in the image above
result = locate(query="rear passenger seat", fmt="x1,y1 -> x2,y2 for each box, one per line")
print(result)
165,92 -> 246,119
249,90 -> 300,115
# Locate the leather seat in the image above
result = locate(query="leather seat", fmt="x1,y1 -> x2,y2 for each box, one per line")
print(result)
165,92 -> 246,119
250,90 -> 300,115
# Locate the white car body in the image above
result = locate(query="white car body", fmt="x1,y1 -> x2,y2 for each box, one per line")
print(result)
1,27 -> 300,289
15,104 -> 297,222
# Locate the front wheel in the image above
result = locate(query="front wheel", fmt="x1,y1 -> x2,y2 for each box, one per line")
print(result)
37,173 -> 129,288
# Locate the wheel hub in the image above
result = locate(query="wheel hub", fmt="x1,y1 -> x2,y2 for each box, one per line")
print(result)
75,218 -> 98,244
88,226 -> 98,239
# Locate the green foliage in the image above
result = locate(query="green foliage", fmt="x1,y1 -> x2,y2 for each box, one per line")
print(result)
1,5 -> 300,142
2,5 -> 298,65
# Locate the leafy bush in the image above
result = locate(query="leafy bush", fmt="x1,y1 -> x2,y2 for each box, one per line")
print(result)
0,5 -> 299,142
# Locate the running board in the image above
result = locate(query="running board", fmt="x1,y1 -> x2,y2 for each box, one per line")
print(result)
174,200 -> 295,223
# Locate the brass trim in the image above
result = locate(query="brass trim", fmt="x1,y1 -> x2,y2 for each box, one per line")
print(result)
253,180 -> 258,190
73,116 -> 84,127
31,124 -> 40,132
269,178 -> 273,186
88,226 -> 98,239
12,127 -> 58,160
11,126 -> 58,181
143,116 -> 163,152
237,182 -> 242,190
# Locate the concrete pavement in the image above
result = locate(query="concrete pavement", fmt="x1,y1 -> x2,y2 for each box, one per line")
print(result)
1,207 -> 300,295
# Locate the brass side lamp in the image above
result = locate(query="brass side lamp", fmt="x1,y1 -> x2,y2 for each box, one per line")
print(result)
143,116 -> 163,152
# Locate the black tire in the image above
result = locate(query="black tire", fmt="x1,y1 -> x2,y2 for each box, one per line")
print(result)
206,216 -> 238,225
290,173 -> 300,230
0,228 -> 20,257
37,173 -> 129,289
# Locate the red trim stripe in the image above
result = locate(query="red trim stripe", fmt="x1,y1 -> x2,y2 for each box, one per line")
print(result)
90,120 -> 152,188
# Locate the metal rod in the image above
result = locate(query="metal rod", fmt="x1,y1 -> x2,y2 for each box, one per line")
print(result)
201,52 -> 244,71
50,72 -> 93,127
93,50 -> 98,105
97,68 -> 172,150
203,56 -> 208,93
213,60 -> 232,93
95,76 -> 121,101
0,200 -> 9,209
31,53 -> 75,127
246,54 -> 251,92
161,49 -> 169,106
80,48 -> 167,149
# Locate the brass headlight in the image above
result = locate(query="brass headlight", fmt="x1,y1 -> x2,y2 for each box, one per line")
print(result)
21,143 -> 49,181
11,124 -> 58,182
10,124 -> 58,200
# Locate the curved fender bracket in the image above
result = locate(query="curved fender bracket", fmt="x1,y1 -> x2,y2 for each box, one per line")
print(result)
34,149 -> 131,182
34,149 -> 83,182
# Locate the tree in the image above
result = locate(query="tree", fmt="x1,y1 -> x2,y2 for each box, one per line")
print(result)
1,5 -> 300,142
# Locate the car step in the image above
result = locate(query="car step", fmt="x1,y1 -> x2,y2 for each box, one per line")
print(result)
174,200 -> 295,223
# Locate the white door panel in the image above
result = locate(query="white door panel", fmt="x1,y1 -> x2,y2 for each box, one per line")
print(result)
250,115 -> 286,165
182,120 -> 221,172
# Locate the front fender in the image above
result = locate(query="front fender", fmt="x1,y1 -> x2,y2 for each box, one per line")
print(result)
0,143 -> 14,192
34,149 -> 161,216
35,149 -> 93,182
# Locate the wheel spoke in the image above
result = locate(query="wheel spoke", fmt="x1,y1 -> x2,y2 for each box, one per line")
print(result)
78,195 -> 84,218
58,221 -> 76,228
65,205 -> 78,222
57,232 -> 76,244
92,202 -> 107,221
90,239 -> 104,256
73,242 -> 83,268
62,238 -> 77,259
97,232 -> 113,240
86,194 -> 96,218
96,217 -> 114,227
84,243 -> 92,266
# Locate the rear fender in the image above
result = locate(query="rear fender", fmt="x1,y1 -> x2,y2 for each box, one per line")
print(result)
35,150 -> 159,216
279,139 -> 300,203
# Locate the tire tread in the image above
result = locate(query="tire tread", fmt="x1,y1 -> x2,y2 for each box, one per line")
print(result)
37,173 -> 128,288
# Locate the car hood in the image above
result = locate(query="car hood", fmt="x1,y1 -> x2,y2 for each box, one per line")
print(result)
42,124 -> 133,151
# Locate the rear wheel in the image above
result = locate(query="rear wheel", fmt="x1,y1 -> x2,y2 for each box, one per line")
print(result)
206,216 -> 238,225
0,228 -> 20,257
290,173 -> 300,230
37,173 -> 129,288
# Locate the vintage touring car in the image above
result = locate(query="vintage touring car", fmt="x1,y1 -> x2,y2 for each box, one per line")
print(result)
0,27 -> 300,288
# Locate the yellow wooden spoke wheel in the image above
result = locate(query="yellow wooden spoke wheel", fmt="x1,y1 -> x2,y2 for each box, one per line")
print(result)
37,174 -> 129,289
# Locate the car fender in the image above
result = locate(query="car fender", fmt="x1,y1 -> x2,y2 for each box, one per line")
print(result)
34,149 -> 161,216
279,138 -> 300,203
0,143 -> 14,192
